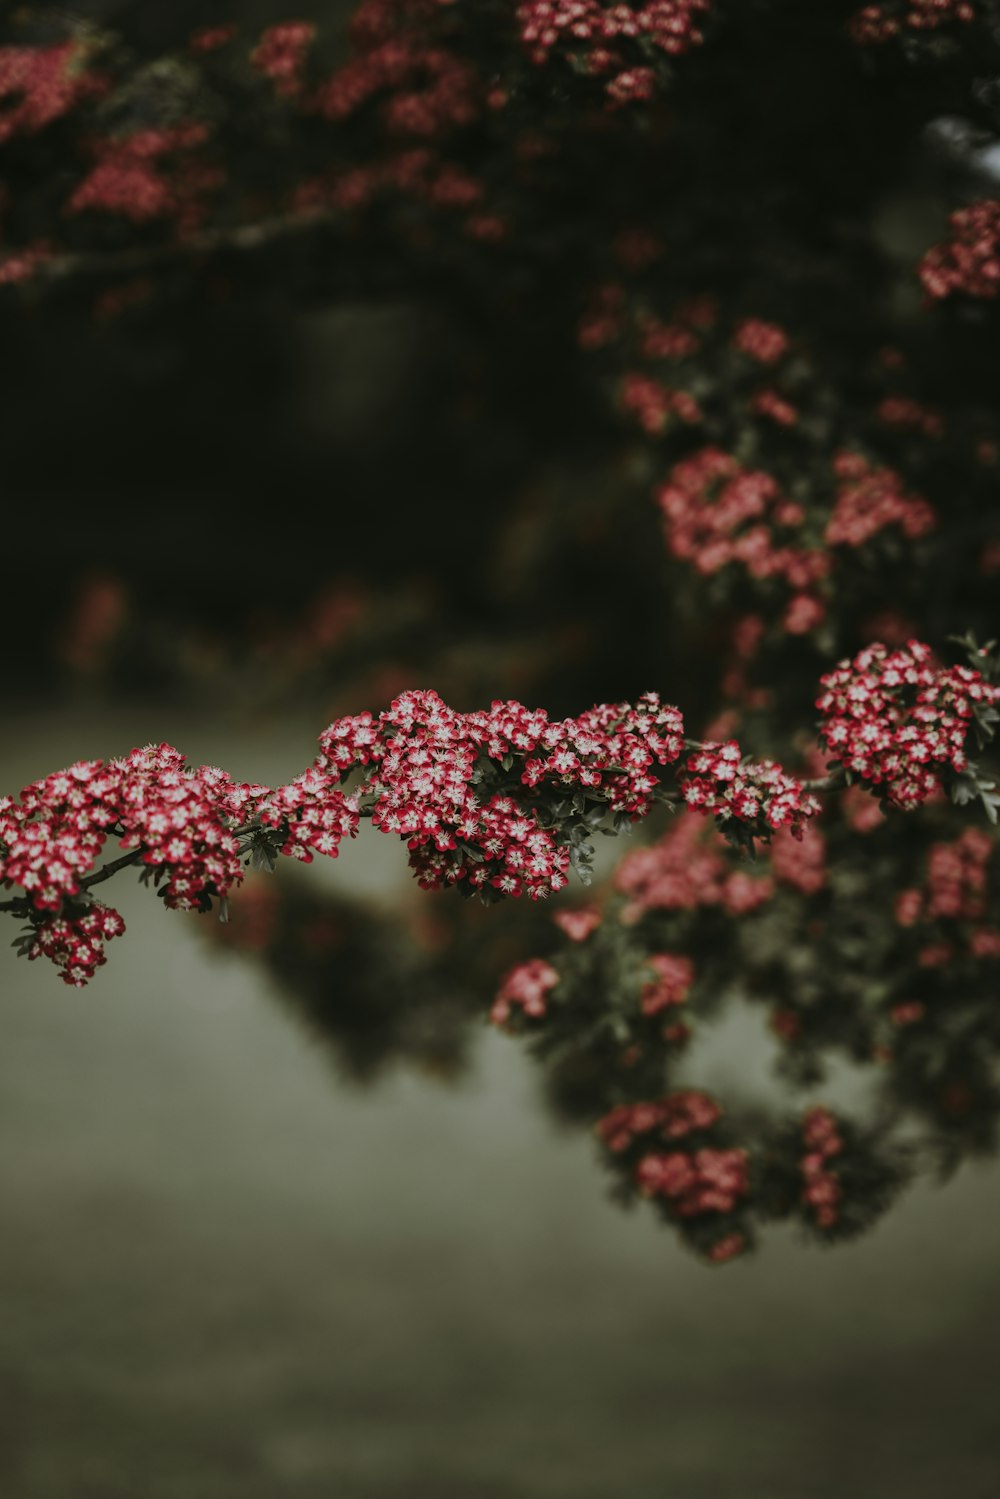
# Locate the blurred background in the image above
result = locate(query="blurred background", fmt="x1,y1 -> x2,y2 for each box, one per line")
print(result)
3,0 -> 1000,1494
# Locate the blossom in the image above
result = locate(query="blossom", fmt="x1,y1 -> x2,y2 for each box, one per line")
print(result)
22,900 -> 126,988
553,905 -> 602,940
799,1107 -> 844,1230
919,199 -> 1000,302
490,957 -> 560,1025
890,827 -> 999,959
817,640 -> 1000,810
826,453 -> 935,549
656,447 -> 829,624
596,1090 -> 723,1152
614,810 -> 775,919
250,23 -> 316,96
516,1 -> 711,105
731,318 -> 789,365
317,687 -> 685,899
640,952 -> 695,1014
850,1 -> 975,45
68,126 -> 217,226
313,9 -> 480,138
635,1145 -> 748,1216
770,824 -> 827,895
0,43 -> 102,144
257,770 -> 359,863
678,742 -> 821,841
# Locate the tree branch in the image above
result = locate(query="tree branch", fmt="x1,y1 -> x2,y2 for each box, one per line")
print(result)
26,208 -> 338,287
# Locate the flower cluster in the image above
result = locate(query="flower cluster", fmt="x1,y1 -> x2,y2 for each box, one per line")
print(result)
490,956 -> 560,1026
816,641 -> 1000,809
292,150 -> 493,239
68,126 -> 219,228
250,22 -> 316,97
655,448 -> 830,633
731,317 -> 789,364
614,809 -> 776,921
188,24 -> 240,56
552,904 -> 602,940
679,741 -> 822,841
0,742 -> 271,976
113,745 -> 252,912
516,1 -> 712,106
4,657 -> 995,987
596,1089 -> 722,1151
596,1091 -> 748,1238
0,242 -> 53,287
20,901 -> 126,988
895,826 -> 994,924
619,372 -> 701,433
0,759 -> 123,910
578,283 -> 956,633
769,823 -> 827,895
918,200 -> 1000,302
893,827 -> 1000,960
635,1144 -> 749,1218
750,387 -> 798,427
639,951 -> 694,1014
877,396 -> 943,439
0,42 -> 102,145
257,769 -> 360,863
318,688 -> 685,899
799,1107 -> 844,1230
264,1 -> 496,237
826,452 -> 936,549
313,8 -> 481,138
849,1 -> 976,45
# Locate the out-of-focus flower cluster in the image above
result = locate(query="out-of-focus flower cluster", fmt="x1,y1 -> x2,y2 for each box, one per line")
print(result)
68,125 -> 221,229
919,199 -> 1000,302
894,826 -> 1000,962
798,1106 -> 845,1229
516,1 -> 712,107
849,0 -> 976,46
614,808 -> 777,920
279,0 -> 503,245
639,950 -> 694,1014
595,1090 -> 750,1259
656,449 -> 832,635
490,956 -> 560,1025
315,1 -> 479,137
577,287 -> 951,639
816,640 -> 1000,809
826,452 -> 936,549
250,21 -> 316,97
0,40 -> 104,144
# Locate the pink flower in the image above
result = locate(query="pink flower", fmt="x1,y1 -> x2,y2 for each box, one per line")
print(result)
490,957 -> 560,1026
553,906 -> 602,941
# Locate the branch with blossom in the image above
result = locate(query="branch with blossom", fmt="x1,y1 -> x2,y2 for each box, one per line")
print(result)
2,641 -> 997,986
482,678 -> 1000,1264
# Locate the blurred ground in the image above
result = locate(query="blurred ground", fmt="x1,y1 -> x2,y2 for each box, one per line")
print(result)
2,712 -> 1000,1499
